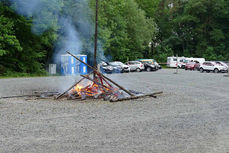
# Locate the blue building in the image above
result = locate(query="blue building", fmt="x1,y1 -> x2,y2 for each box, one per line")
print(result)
60,54 -> 88,75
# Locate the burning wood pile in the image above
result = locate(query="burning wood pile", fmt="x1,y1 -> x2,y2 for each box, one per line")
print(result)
55,51 -> 163,102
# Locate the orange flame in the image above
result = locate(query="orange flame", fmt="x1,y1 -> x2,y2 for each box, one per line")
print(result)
69,77 -> 121,99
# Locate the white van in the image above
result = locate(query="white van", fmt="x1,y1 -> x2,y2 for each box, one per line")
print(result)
167,56 -> 185,68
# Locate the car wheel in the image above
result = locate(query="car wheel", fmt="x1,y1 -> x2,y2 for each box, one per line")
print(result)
146,67 -> 151,72
214,68 -> 219,73
185,68 -> 187,70
200,68 -> 204,73
136,68 -> 141,72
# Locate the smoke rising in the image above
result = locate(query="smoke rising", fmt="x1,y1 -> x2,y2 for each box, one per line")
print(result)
3,0 -> 106,64
9,0 -> 62,35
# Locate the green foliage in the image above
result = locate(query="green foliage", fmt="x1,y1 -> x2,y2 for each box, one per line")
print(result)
1,70 -> 47,78
150,0 -> 229,61
154,44 -> 173,62
0,2 -> 56,75
92,0 -> 157,62
135,0 -> 160,17
0,14 -> 22,56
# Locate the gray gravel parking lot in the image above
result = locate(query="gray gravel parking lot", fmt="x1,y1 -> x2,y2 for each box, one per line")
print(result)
0,69 -> 229,153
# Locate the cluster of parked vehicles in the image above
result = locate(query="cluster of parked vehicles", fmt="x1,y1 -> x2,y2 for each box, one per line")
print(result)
167,56 -> 229,73
98,56 -> 228,74
99,59 -> 161,74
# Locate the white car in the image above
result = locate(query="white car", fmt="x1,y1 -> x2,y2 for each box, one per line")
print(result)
216,61 -> 229,69
199,61 -> 228,73
126,61 -> 144,72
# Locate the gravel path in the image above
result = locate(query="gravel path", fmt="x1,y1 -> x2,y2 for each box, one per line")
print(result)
0,69 -> 229,152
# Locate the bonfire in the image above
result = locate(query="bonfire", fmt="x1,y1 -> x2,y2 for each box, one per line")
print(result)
55,51 -> 163,102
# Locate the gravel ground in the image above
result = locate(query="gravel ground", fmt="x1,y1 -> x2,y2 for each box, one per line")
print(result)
0,69 -> 229,153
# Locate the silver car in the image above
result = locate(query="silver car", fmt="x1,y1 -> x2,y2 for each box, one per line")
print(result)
126,61 -> 145,72
109,61 -> 130,73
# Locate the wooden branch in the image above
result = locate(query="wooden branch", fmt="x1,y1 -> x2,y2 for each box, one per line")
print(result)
0,94 -> 39,99
101,74 -> 134,96
1,92 -> 58,100
110,91 -> 163,102
67,51 -> 134,96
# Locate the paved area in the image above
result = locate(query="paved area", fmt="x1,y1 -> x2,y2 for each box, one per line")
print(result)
0,69 -> 229,152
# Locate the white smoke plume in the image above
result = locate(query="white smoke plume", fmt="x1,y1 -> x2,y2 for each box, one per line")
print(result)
2,0 -> 106,65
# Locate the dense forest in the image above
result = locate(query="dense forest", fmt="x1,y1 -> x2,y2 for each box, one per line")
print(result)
0,0 -> 229,75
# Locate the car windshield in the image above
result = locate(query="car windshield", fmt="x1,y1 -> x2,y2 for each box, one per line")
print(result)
218,62 -> 227,66
216,62 -> 223,66
101,62 -> 108,66
141,61 -> 152,64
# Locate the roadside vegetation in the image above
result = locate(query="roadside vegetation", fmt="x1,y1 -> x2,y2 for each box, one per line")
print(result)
0,0 -> 229,76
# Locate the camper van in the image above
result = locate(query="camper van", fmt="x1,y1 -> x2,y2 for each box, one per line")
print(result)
167,56 -> 185,68
167,56 -> 205,68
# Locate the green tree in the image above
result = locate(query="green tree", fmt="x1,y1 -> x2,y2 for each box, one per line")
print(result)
0,2 -> 55,74
0,15 -> 22,56
135,0 -> 160,18
91,0 -> 157,62
152,0 -> 229,61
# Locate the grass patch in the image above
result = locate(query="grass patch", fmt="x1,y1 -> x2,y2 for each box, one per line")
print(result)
0,71 -> 50,79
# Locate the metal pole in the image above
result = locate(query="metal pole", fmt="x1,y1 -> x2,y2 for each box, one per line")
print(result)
176,54 -> 179,74
93,0 -> 99,79
174,54 -> 178,74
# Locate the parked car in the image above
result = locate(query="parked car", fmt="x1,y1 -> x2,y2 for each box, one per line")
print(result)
137,59 -> 160,71
185,61 -> 200,70
137,60 -> 156,72
154,61 -> 162,69
199,61 -> 228,73
99,62 -> 114,74
224,61 -> 229,67
109,61 -> 130,73
185,62 -> 196,70
126,61 -> 145,72
194,62 -> 200,70
216,61 -> 229,70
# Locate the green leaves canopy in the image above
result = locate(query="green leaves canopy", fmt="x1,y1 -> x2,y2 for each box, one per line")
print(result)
137,0 -> 229,62
95,0 -> 157,62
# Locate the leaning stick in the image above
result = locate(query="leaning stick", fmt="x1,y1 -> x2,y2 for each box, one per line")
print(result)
56,72 -> 93,99
67,51 -> 134,96
110,91 -> 163,102
0,94 -> 39,99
